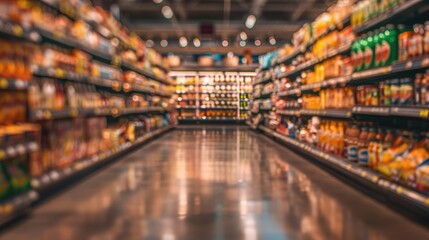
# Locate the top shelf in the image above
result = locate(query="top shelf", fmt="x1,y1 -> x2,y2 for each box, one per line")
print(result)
353,0 -> 424,34
274,16 -> 351,67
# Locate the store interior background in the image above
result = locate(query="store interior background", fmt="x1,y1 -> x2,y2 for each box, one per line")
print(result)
1,0 -> 429,238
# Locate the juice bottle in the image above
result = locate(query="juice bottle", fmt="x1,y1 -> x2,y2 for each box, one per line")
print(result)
398,25 -> 413,61
357,126 -> 369,165
360,35 -> 369,70
424,22 -> 429,54
346,125 -> 360,161
356,35 -> 365,71
364,32 -> 375,70
336,122 -> 345,157
415,74 -> 423,105
390,79 -> 400,105
381,25 -> 399,66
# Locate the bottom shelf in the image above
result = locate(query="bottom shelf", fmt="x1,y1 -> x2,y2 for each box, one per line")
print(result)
179,117 -> 246,124
252,124 -> 429,221
1,125 -> 174,227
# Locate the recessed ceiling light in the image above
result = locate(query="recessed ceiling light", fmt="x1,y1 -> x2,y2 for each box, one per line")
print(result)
269,36 -> 276,45
179,36 -> 188,47
161,6 -> 173,19
240,40 -> 246,47
222,40 -> 229,47
146,39 -> 154,47
193,38 -> 201,47
245,15 -> 256,29
240,31 -> 247,40
160,39 -> 168,47
255,39 -> 261,46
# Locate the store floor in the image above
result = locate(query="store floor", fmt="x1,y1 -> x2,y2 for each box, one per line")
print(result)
2,126 -> 429,240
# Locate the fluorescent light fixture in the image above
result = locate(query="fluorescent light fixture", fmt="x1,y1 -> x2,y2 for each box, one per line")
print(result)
269,36 -> 276,45
153,0 -> 163,3
222,40 -> 229,47
240,31 -> 248,40
240,40 -> 246,47
254,39 -> 261,46
193,38 -> 201,47
245,15 -> 256,29
161,6 -> 173,19
179,36 -> 188,47
160,39 -> 168,47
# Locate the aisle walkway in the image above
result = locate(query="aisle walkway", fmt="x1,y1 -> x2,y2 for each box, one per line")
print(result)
2,126 -> 429,240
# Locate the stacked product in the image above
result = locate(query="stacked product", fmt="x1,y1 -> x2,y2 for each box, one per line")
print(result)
173,71 -> 254,121
0,0 -> 177,223
251,0 -> 429,213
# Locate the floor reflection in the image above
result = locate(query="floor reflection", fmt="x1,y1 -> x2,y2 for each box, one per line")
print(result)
2,126 -> 429,240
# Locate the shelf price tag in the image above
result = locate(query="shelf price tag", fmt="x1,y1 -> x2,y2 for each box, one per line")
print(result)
0,78 -> 8,89
112,55 -> 121,67
405,61 -> 413,69
12,25 -> 23,37
419,109 -> 429,118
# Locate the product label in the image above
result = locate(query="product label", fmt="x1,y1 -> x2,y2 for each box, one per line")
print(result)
364,47 -> 373,68
375,44 -> 382,66
356,50 -> 364,70
381,41 -> 391,64
347,145 -> 358,161
358,149 -> 369,165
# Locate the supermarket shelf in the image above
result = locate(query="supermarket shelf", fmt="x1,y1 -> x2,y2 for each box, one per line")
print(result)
277,109 -> 300,116
253,74 -> 272,86
300,109 -> 352,118
32,125 -> 174,196
178,117 -> 246,124
170,65 -> 259,72
0,190 -> 39,227
36,27 -> 112,63
353,0 -> 424,34
0,142 -> 38,162
256,125 -> 429,220
36,0 -> 78,21
390,106 -> 429,119
29,107 -> 168,121
0,20 -> 39,42
152,63 -> 170,73
0,78 -> 30,90
277,43 -> 352,79
260,107 -> 273,111
352,106 -> 391,116
274,17 -> 351,67
176,106 -> 198,109
253,92 -> 272,100
121,62 -> 167,85
278,89 -> 300,98
200,106 -> 237,110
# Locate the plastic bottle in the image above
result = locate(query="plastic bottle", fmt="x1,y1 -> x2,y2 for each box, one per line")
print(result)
376,27 -> 386,66
381,25 -> 399,66
364,32 -> 375,70
415,74 -> 423,105
424,22 -> 429,54
358,127 -> 370,165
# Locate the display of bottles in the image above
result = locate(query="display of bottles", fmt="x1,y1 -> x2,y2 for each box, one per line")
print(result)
352,0 -> 402,29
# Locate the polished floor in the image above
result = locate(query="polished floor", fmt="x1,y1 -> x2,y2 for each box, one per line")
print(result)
2,126 -> 429,240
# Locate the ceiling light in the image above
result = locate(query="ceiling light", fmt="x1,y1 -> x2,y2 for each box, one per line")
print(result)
269,36 -> 276,45
240,40 -> 246,47
240,31 -> 247,40
146,39 -> 154,48
153,0 -> 163,3
160,39 -> 168,47
193,38 -> 201,47
161,6 -> 174,19
222,40 -> 229,47
179,36 -> 188,47
255,39 -> 261,46
227,52 -> 234,57
245,15 -> 256,29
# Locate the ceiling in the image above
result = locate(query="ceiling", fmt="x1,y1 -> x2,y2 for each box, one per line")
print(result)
95,0 -> 337,54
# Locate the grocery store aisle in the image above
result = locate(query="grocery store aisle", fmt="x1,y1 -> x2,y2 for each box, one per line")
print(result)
2,126 -> 429,240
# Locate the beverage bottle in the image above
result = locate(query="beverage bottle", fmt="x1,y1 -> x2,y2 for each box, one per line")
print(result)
373,29 -> 381,68
357,126 -> 369,165
356,35 -> 365,71
376,27 -> 386,66
414,74 -> 423,105
398,25 -> 413,61
423,71 -> 429,106
381,25 -> 398,66
424,22 -> 429,54
364,31 -> 375,70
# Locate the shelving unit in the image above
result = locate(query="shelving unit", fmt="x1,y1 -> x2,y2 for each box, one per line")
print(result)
251,0 -> 429,221
0,0 -> 177,227
250,124 -> 429,220
172,67 -> 255,123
